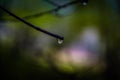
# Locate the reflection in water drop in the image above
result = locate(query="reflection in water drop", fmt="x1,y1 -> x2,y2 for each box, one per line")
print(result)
58,39 -> 63,44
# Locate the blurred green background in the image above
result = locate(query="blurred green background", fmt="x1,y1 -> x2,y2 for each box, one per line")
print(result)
0,0 -> 120,80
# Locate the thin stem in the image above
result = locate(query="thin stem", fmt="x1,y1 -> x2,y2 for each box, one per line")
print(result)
0,5 -> 64,40
23,0 -> 81,19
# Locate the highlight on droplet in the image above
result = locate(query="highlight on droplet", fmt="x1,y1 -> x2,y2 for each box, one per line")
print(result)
57,39 -> 64,44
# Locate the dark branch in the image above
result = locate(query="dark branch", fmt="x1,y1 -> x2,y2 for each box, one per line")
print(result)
23,0 -> 82,19
0,5 -> 64,40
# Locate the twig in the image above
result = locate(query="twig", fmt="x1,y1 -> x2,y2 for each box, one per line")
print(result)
0,5 -> 64,40
23,0 -> 82,19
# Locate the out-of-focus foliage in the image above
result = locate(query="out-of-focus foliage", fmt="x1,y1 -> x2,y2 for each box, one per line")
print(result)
0,0 -> 120,80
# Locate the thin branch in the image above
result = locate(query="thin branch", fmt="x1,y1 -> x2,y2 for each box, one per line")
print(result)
23,0 -> 82,19
0,5 -> 64,40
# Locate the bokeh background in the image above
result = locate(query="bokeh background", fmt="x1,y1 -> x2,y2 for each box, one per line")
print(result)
0,0 -> 120,80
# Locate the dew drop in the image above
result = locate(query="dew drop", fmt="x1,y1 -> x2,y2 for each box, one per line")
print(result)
83,2 -> 87,6
57,39 -> 63,44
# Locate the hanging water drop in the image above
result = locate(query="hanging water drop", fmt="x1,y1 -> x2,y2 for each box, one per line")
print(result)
83,2 -> 87,6
82,0 -> 88,6
57,39 -> 63,44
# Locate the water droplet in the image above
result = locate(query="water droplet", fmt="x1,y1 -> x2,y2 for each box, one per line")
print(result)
57,39 -> 63,44
83,2 -> 87,6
